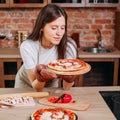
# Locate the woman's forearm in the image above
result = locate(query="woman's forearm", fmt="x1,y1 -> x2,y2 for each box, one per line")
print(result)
63,80 -> 74,90
32,79 -> 45,92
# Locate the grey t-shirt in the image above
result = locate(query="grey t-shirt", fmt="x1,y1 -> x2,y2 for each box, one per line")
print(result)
14,38 -> 77,88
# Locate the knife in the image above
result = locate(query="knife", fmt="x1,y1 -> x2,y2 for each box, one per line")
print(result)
54,94 -> 66,103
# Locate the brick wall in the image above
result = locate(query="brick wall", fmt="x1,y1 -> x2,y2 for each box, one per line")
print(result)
0,7 -> 116,48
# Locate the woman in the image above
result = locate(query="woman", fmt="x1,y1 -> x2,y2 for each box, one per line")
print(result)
14,4 -> 77,91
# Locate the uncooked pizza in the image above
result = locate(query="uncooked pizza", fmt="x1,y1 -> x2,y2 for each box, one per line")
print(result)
0,96 -> 35,107
31,107 -> 77,120
47,58 -> 87,72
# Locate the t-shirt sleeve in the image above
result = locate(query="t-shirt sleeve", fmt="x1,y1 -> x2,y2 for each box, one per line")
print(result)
20,41 -> 37,69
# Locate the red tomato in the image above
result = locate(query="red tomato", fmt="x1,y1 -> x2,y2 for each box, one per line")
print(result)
48,96 -> 57,103
62,94 -> 72,103
34,116 -> 40,120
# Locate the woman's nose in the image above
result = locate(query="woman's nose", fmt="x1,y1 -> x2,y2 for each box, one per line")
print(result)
56,29 -> 62,36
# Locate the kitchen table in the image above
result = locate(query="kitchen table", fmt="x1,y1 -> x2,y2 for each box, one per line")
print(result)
0,86 -> 119,120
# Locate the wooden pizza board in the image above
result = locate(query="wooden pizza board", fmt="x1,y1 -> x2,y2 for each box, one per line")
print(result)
38,97 -> 90,111
47,63 -> 91,75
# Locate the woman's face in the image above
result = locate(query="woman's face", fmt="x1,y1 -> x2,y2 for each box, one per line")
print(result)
41,15 -> 65,48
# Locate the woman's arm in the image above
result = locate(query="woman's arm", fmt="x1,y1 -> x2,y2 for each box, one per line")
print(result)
60,75 -> 76,90
63,80 -> 74,90
26,64 -> 57,91
26,69 -> 45,92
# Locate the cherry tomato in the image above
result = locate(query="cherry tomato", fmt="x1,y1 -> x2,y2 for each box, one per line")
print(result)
62,94 -> 72,103
48,96 -> 57,103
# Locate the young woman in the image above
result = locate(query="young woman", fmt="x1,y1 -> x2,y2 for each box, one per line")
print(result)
14,4 -> 77,91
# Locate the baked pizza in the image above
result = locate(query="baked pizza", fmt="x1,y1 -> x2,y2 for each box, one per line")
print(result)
47,58 -> 87,72
31,107 -> 77,120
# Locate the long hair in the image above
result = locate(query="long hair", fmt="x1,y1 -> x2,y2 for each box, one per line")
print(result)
28,4 -> 72,59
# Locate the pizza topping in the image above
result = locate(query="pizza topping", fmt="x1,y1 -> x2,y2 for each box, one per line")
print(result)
0,96 -> 35,107
31,108 -> 76,120
62,94 -> 72,103
47,58 -> 86,72
48,94 -> 72,104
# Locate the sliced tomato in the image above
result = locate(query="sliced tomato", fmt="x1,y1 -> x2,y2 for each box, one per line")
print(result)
34,116 -> 40,120
48,96 -> 57,103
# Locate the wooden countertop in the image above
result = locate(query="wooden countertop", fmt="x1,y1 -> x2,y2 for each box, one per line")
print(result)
0,48 -> 21,58
78,48 -> 120,58
0,47 -> 120,59
0,86 -> 119,120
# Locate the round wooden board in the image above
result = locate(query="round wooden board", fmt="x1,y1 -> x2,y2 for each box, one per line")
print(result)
47,63 -> 91,75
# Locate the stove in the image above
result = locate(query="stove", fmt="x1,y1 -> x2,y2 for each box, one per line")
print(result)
99,91 -> 120,120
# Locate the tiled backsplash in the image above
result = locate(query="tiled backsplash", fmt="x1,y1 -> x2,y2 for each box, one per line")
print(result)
0,7 -> 116,48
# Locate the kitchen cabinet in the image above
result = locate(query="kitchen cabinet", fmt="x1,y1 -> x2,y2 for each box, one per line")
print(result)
47,0 -> 85,7
78,48 -> 120,86
10,0 -> 47,8
0,0 -> 9,8
0,48 -> 22,88
115,11 -> 120,50
0,58 -> 22,88
0,0 -> 119,8
86,0 -> 120,7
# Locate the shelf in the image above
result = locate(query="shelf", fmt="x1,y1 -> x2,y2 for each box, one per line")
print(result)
10,0 -> 47,8
48,0 -> 85,7
86,0 -> 120,7
0,0 -> 119,8
0,0 -> 9,8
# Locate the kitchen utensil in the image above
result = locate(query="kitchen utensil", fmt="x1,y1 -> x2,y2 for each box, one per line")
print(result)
0,92 -> 49,98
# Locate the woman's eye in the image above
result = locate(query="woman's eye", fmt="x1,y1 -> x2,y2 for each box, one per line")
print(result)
52,27 -> 57,30
61,27 -> 65,30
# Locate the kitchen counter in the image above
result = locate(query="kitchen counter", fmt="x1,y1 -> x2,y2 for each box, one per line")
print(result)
0,48 -> 21,58
78,48 -> 120,86
0,48 -> 22,87
1,47 -> 120,59
0,47 -> 120,87
78,48 -> 120,58
0,86 -> 119,120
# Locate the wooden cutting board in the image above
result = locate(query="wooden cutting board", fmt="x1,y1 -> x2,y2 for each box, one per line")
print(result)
0,92 -> 49,98
38,97 -> 90,111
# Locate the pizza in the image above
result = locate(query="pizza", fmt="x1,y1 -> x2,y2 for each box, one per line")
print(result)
31,107 -> 77,120
47,58 -> 87,72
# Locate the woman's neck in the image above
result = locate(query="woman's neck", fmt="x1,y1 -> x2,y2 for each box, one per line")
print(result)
40,38 -> 53,49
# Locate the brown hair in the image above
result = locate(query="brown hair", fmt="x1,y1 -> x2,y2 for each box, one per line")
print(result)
28,4 -> 76,59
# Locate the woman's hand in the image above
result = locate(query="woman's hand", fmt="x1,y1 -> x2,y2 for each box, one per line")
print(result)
36,64 -> 57,82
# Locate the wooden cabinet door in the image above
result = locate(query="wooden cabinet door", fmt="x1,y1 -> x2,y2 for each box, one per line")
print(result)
0,0 -> 9,8
115,11 -> 120,50
10,0 -> 47,8
85,0 -> 120,7
48,0 -> 85,7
